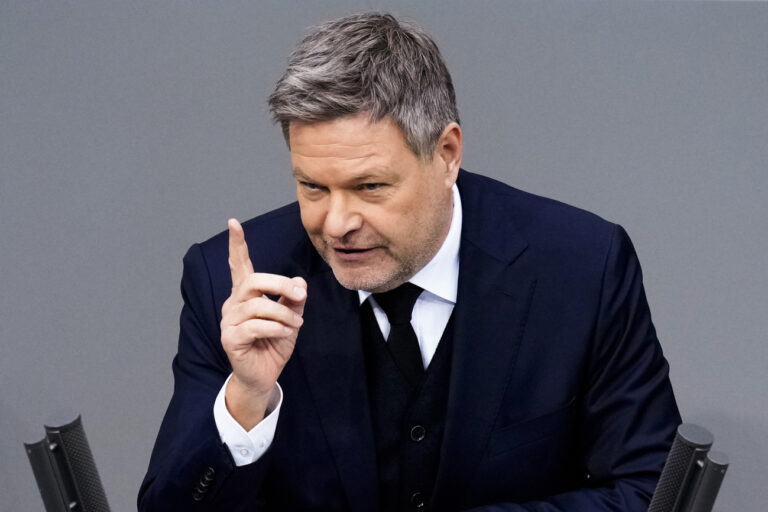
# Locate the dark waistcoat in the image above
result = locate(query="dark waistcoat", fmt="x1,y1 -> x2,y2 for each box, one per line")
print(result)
360,300 -> 455,512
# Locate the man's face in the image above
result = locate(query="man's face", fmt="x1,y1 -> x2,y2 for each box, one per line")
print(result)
289,114 -> 460,293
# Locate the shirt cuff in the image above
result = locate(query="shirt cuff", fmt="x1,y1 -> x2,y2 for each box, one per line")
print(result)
213,374 -> 282,466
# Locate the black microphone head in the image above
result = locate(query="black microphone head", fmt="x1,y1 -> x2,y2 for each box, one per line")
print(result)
648,423 -> 713,512
44,416 -> 111,511
687,451 -> 729,512
704,450 -> 728,470
25,415 -> 111,512
675,424 -> 714,450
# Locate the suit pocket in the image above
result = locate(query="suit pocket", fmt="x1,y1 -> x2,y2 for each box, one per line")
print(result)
487,396 -> 576,458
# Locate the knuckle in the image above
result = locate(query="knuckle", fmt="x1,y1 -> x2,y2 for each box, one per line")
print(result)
242,318 -> 258,333
220,328 -> 234,348
254,296 -> 275,314
245,297 -> 264,316
250,319 -> 281,338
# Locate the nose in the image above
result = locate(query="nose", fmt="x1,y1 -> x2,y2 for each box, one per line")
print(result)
324,193 -> 362,239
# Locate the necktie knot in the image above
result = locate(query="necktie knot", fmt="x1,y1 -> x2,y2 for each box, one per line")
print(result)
373,282 -> 423,325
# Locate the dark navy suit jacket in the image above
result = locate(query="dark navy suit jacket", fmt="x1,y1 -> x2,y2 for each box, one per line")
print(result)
139,170 -> 680,511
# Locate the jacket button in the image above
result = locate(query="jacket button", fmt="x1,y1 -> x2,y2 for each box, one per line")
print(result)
410,425 -> 426,442
410,491 -> 425,508
192,490 -> 204,502
204,466 -> 215,479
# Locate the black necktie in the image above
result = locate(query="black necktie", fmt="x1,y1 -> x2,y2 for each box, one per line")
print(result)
373,282 -> 425,386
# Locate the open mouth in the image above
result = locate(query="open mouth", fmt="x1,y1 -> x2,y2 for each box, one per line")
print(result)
332,246 -> 378,261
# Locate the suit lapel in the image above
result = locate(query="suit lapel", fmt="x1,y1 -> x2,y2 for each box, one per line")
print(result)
295,267 -> 379,511
432,174 -> 537,510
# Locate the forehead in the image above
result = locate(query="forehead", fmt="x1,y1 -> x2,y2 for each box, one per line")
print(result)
289,115 -> 413,171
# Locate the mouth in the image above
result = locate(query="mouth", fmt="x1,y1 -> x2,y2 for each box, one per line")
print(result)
332,246 -> 379,262
335,247 -> 371,253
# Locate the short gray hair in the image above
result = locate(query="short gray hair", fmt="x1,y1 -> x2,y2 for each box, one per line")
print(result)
268,12 -> 459,160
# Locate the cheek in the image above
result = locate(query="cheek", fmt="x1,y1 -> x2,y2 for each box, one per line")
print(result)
299,202 -> 324,235
368,208 -> 414,245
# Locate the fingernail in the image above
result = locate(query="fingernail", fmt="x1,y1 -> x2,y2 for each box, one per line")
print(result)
293,286 -> 306,300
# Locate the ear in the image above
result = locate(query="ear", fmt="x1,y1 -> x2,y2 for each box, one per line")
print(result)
434,122 -> 462,187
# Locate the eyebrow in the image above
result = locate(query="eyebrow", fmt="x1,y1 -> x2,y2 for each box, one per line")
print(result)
292,167 -> 389,184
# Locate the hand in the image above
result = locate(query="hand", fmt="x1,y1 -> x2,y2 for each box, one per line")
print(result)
220,218 -> 307,429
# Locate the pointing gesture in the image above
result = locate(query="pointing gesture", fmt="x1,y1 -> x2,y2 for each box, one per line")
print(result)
221,219 -> 307,430
228,218 -> 255,289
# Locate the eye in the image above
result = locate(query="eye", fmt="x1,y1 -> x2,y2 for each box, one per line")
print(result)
359,183 -> 383,191
300,181 -> 324,191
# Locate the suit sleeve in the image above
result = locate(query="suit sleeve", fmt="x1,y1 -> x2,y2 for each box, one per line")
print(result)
138,243 -> 273,511
465,225 -> 681,511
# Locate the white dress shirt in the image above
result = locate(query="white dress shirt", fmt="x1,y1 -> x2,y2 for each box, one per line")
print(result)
214,184 -> 462,466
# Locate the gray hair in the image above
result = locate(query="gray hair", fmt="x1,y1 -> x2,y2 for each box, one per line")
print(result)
268,12 -> 459,160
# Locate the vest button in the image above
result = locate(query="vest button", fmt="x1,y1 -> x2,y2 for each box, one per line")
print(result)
410,491 -> 425,508
410,425 -> 426,442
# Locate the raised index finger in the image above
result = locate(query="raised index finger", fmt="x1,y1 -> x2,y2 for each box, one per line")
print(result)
228,218 -> 254,289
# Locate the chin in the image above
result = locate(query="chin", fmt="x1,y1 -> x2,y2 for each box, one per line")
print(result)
319,248 -> 413,292
332,272 -> 387,292
330,266 -> 411,293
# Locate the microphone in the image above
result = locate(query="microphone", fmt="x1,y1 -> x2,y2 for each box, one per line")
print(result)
648,423 -> 728,512
24,415 -> 111,512
683,451 -> 729,512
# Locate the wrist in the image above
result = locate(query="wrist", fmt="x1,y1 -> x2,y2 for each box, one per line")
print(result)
225,375 -> 274,430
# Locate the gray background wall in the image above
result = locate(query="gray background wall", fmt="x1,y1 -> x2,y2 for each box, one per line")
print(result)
1,1 -> 766,510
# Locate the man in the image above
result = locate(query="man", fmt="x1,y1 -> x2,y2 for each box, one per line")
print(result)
139,12 -> 680,511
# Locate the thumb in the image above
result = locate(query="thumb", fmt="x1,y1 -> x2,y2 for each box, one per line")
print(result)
280,276 -> 307,316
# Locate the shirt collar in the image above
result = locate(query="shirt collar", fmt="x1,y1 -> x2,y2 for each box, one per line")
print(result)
358,184 -> 462,305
